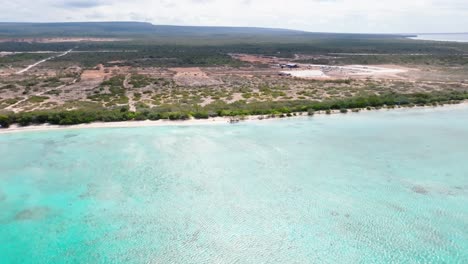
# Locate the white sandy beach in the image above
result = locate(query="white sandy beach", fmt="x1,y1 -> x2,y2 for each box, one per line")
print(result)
1,102 -> 467,134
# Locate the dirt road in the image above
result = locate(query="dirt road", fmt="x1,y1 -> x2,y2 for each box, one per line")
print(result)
16,49 -> 73,74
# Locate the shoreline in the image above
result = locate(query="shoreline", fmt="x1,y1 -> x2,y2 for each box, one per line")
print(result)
1,102 -> 467,134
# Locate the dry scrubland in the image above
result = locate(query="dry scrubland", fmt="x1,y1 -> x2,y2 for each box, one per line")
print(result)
1,54 -> 467,113
0,34 -> 468,126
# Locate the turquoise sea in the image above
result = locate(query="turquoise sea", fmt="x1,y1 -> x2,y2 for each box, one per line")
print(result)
0,106 -> 467,263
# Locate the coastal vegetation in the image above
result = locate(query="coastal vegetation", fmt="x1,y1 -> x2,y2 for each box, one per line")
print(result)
1,90 -> 466,127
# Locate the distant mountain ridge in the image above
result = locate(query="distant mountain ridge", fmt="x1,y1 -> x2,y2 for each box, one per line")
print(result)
0,21 -> 411,39
0,22 -> 305,37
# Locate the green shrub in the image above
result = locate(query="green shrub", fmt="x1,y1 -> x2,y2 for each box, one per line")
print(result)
163,112 -> 191,120
27,96 -> 49,103
192,111 -> 209,119
129,74 -> 152,88
4,90 -> 468,127
0,114 -> 10,128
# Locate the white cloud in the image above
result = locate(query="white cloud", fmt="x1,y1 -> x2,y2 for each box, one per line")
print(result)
0,0 -> 467,33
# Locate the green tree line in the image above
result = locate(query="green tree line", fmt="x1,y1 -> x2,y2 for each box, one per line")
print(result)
0,90 -> 467,128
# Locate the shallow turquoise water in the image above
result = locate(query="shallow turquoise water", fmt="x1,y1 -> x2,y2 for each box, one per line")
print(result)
0,107 -> 467,263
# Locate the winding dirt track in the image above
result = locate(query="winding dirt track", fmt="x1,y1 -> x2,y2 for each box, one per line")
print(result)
16,49 -> 73,74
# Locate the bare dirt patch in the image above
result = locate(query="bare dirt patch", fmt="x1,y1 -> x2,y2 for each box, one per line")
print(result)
81,65 -> 107,81
170,67 -> 223,86
230,53 -> 278,64
320,64 -> 408,79
231,54 -> 410,81
280,64 -> 409,80
282,70 -> 329,79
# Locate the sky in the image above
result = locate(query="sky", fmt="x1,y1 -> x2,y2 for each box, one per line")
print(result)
0,0 -> 467,33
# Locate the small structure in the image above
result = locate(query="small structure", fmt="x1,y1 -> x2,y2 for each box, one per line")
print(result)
280,63 -> 299,69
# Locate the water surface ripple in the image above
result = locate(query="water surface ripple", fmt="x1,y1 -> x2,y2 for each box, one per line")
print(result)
0,107 -> 467,263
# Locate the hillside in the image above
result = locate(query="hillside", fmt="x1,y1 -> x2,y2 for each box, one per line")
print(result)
0,22 -> 411,39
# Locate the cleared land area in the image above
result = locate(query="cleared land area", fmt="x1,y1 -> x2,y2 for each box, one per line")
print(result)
0,22 -> 467,127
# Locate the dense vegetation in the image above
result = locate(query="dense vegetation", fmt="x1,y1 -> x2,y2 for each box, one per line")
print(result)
0,23 -> 465,64
55,48 -> 244,68
0,23 -> 466,69
0,53 -> 52,68
1,37 -> 466,68
1,90 -> 466,128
